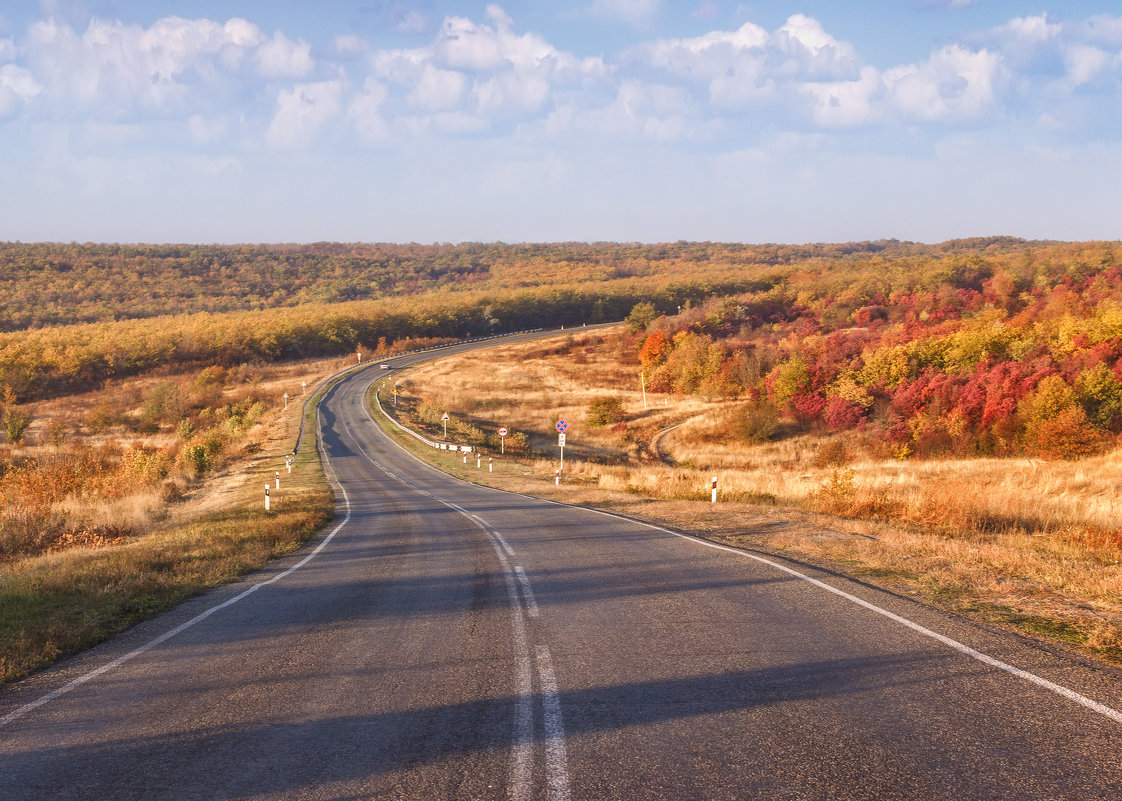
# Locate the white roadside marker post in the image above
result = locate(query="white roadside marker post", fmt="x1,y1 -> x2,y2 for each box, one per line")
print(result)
301,381 -> 307,396
442,413 -> 449,439
711,476 -> 718,503
283,392 -> 288,410
286,455 -> 292,474
489,457 -> 493,473
357,351 -> 362,364
555,469 -> 560,486
264,484 -> 270,511
275,471 -> 280,490
476,454 -> 481,469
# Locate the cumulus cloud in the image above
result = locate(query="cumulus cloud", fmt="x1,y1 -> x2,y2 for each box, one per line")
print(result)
0,64 -> 42,116
17,16 -> 314,118
1,5 -> 1120,154
256,31 -> 314,78
371,6 -> 606,131
266,79 -> 343,149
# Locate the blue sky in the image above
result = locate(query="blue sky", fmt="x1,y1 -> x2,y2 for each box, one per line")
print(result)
1,1 -> 1120,244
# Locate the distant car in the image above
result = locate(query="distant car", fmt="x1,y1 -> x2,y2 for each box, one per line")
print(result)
379,363 -> 390,370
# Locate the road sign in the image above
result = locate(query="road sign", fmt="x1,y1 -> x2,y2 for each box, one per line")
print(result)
442,413 -> 450,421
498,426 -> 508,437
558,432 -> 566,447
556,419 -> 567,433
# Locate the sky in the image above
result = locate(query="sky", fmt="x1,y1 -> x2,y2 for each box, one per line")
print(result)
0,1 -> 1120,244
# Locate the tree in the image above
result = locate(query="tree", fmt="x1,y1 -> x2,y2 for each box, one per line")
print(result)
625,302 -> 658,333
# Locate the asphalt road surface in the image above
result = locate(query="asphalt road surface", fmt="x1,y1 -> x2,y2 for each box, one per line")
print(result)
2,330 -> 1121,800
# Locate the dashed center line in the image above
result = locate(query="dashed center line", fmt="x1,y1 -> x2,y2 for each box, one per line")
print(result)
514,567 -> 540,618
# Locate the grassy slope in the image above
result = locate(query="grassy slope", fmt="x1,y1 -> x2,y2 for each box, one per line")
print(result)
0,376 -> 338,687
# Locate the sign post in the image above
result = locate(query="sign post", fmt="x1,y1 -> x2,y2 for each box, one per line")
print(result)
498,426 -> 508,454
556,420 -> 567,472
442,412 -> 449,439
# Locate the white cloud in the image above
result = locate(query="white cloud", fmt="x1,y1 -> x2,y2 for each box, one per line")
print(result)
1064,44 -> 1111,86
266,79 -> 343,149
408,64 -> 467,111
997,15 -> 1061,44
347,77 -> 390,143
773,14 -> 858,77
256,31 -> 314,78
884,45 -> 1000,121
801,66 -> 880,126
20,16 -> 281,116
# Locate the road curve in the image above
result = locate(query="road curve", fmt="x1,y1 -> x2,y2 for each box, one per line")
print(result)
2,330 -> 1122,800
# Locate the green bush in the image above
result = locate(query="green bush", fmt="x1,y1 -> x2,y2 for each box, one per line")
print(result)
4,407 -> 31,444
586,396 -> 626,428
729,400 -> 780,443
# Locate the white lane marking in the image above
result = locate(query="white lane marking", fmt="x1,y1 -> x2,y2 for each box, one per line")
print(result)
535,645 -> 572,801
514,567 -> 540,618
493,531 -> 516,557
344,384 -> 544,799
483,533 -> 535,801
364,386 -> 1122,727
0,413 -> 354,730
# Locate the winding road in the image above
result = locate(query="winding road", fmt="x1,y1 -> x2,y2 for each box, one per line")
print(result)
2,330 -> 1121,800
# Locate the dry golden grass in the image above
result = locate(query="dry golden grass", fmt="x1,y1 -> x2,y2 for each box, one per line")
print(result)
0,356 -> 344,686
389,327 -> 1122,665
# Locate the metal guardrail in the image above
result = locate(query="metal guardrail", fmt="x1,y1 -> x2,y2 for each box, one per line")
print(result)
372,385 -> 477,454
291,327 -> 547,455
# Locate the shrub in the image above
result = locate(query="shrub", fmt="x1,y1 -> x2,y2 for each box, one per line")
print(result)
729,400 -> 780,443
181,443 -> 209,475
4,407 -> 31,444
85,403 -> 118,433
816,467 -> 856,512
586,396 -> 626,427
813,439 -> 852,468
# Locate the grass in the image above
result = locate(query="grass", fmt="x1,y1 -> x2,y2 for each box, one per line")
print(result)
0,362 -> 342,688
382,328 -> 1122,667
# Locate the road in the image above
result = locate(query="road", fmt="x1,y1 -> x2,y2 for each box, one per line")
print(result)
2,329 -> 1121,800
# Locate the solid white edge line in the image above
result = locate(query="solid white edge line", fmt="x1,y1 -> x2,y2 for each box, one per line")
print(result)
362,375 -> 1122,727
535,644 -> 572,801
0,408 -> 354,730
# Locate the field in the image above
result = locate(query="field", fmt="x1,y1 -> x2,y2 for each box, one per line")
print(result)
383,328 -> 1122,665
